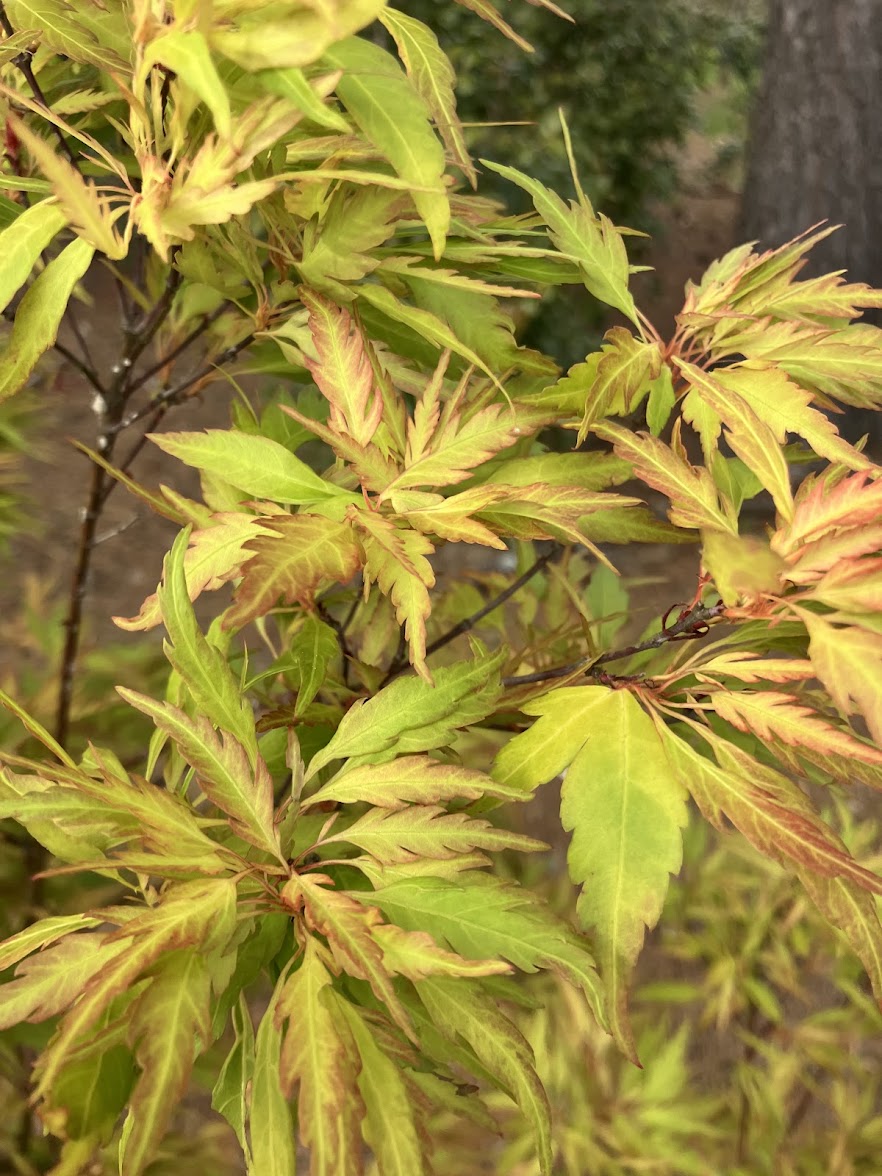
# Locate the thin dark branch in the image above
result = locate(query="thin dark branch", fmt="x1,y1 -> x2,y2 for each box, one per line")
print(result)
0,3 -> 80,169
65,304 -> 97,372
55,458 -> 108,748
109,330 -> 256,435
127,302 -> 227,395
52,338 -> 104,391
426,544 -> 560,659
502,600 -> 725,688
109,265 -> 182,407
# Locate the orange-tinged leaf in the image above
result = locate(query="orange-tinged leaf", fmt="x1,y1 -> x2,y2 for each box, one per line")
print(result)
282,875 -> 413,1039
117,691 -> 284,862
692,652 -> 814,684
303,289 -> 383,447
804,612 -> 882,744
713,363 -> 873,470
0,913 -> 103,972
352,508 -> 435,680
808,556 -> 882,612
303,755 -> 527,811
381,403 -> 527,497
321,804 -> 547,863
798,872 -> 882,1005
276,939 -> 364,1176
784,524 -> 882,585
116,513 -> 272,631
33,880 -> 237,1098
711,689 -> 882,769
224,513 -> 362,630
595,422 -> 735,533
775,471 -> 882,556
658,721 -> 882,895
372,922 -> 511,980
0,932 -> 128,1030
677,359 -> 794,521
120,950 -> 212,1176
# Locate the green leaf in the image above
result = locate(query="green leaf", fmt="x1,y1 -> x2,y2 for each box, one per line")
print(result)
305,647 -> 505,779
288,616 -> 340,716
277,939 -> 364,1176
380,6 -> 475,186
483,159 -> 638,325
326,37 -> 449,259
337,997 -> 428,1176
303,755 -> 528,810
211,995 -> 255,1160
157,529 -> 258,757
141,30 -> 232,137
557,689 -> 687,1058
250,972 -> 296,1176
418,977 -> 553,1175
0,913 -> 103,971
256,67 -> 350,131
322,804 -> 546,863
5,0 -> 131,69
0,199 -> 67,315
149,429 -> 353,506
364,875 -> 606,1025
117,691 -> 283,862
0,236 -> 94,403
119,951 -> 212,1176
33,880 -> 237,1098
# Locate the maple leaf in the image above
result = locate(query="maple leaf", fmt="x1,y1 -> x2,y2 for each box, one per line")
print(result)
658,721 -> 882,896
595,421 -> 736,533
116,513 -> 273,632
773,470 -> 882,556
807,556 -> 882,613
418,977 -> 553,1175
372,923 -> 511,980
710,689 -> 882,771
224,513 -> 362,630
380,402 -> 529,498
351,507 -> 435,681
117,691 -> 284,863
577,326 -> 662,441
303,288 -> 383,447
321,804 -> 547,863
710,363 -> 872,471
303,755 -> 527,811
676,360 -> 795,522
804,613 -> 882,744
282,874 -> 413,1040
276,939 -> 364,1176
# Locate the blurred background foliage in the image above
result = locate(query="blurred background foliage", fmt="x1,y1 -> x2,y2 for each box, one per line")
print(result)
397,0 -> 766,366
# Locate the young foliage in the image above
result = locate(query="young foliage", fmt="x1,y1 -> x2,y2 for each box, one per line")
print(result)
2,0 -> 882,1173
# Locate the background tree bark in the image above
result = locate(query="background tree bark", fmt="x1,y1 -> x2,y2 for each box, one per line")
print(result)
741,0 -> 882,285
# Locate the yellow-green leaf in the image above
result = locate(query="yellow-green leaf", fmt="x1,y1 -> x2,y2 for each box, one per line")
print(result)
0,199 -> 67,314
0,236 -> 94,402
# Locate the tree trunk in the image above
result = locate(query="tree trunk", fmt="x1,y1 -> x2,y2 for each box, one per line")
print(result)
741,0 -> 882,285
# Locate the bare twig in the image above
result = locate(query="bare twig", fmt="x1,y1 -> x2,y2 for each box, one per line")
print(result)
127,302 -> 228,395
426,544 -> 560,659
108,330 -> 257,434
502,600 -> 725,688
